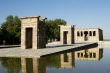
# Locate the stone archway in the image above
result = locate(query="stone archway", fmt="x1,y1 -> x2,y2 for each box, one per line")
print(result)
20,16 -> 47,49
60,25 -> 74,45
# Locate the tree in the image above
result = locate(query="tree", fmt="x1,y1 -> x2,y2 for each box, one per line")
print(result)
0,15 -> 66,44
0,15 -> 21,45
45,19 -> 66,42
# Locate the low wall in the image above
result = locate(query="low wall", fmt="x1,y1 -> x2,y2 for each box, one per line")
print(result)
98,41 -> 110,48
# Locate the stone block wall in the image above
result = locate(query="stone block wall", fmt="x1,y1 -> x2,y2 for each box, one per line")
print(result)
74,28 -> 103,43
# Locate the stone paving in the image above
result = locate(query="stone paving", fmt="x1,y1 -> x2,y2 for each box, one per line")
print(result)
0,43 -> 97,58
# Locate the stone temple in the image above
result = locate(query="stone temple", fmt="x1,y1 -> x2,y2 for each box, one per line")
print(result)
60,25 -> 103,44
20,16 -> 103,49
20,16 -> 47,49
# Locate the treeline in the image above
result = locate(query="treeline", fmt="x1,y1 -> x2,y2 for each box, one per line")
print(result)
0,15 -> 66,45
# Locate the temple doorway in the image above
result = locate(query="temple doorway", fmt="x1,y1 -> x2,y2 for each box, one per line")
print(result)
25,28 -> 33,49
63,31 -> 68,44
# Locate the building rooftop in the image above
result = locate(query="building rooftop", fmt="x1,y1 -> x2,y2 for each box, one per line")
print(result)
20,16 -> 41,19
20,16 -> 47,21
75,28 -> 102,30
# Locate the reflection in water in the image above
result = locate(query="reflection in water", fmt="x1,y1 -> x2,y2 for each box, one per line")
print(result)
75,47 -> 103,61
60,52 -> 75,68
0,58 -> 21,73
21,58 -> 46,73
0,47 -> 104,73
40,52 -> 75,69
21,53 -> 75,73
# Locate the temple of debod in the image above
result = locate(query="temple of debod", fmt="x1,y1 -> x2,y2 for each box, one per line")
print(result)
0,16 -> 108,58
20,16 -> 103,49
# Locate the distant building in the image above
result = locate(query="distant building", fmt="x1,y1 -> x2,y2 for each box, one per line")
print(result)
75,28 -> 103,43
60,25 -> 103,44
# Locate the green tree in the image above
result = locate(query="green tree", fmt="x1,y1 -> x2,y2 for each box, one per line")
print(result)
45,19 -> 66,42
0,15 -> 21,45
0,16 -> 66,44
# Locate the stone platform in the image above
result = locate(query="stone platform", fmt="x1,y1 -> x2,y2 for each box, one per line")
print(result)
0,43 -> 98,58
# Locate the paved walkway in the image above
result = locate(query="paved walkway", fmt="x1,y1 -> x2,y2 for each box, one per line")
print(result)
0,43 -> 97,58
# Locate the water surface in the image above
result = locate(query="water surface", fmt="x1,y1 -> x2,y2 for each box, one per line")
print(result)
0,46 -> 110,73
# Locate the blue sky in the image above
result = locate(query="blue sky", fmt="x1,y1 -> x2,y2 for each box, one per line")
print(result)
0,0 -> 110,39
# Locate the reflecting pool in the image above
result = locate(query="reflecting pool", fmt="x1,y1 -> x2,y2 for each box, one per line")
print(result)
0,45 -> 110,73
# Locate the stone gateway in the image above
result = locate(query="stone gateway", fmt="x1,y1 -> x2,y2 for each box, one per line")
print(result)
20,16 -> 47,49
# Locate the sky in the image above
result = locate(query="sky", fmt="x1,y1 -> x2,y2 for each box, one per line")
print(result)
0,0 -> 110,39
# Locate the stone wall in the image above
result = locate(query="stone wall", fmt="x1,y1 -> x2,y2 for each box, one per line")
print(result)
74,28 -> 103,43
